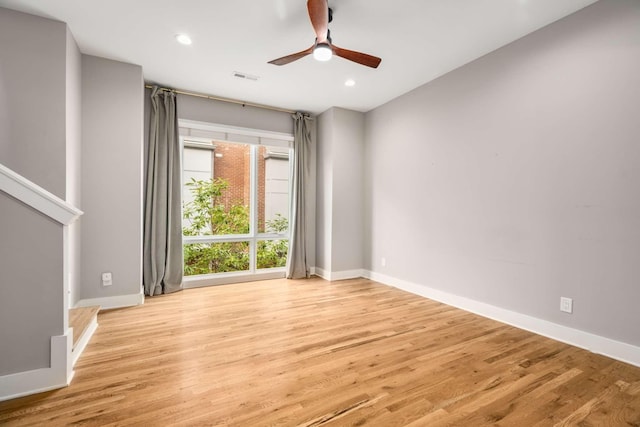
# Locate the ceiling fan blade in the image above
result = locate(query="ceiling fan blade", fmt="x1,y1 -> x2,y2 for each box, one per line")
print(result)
268,45 -> 315,66
332,45 -> 382,69
307,0 -> 329,42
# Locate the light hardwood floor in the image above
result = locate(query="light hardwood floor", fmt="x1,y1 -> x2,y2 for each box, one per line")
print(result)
1,277 -> 639,426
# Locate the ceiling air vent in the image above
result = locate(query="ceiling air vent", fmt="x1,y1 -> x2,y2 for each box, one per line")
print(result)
233,71 -> 259,81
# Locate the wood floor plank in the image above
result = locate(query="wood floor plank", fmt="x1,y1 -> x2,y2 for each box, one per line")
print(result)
68,305 -> 100,349
1,277 -> 640,426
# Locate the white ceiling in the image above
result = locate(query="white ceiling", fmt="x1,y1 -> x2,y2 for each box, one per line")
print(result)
0,0 -> 598,114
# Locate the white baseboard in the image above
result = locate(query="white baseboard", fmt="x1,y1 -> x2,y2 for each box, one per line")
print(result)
314,267 -> 364,281
76,291 -> 144,310
314,267 -> 329,280
70,317 -> 98,367
364,270 -> 640,368
0,332 -> 73,402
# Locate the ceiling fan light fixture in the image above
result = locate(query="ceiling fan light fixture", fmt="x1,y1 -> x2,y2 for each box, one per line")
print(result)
313,43 -> 332,61
267,0 -> 380,68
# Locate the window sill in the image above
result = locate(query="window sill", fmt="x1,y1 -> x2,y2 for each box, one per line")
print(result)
183,269 -> 286,288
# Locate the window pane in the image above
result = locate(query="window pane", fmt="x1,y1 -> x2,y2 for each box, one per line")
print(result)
182,142 -> 251,236
182,147 -> 212,232
183,242 -> 249,276
258,146 -> 290,234
257,239 -> 288,269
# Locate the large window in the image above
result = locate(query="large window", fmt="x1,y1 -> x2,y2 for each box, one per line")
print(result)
180,120 -> 292,284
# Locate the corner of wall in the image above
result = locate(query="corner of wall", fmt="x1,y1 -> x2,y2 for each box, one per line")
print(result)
0,332 -> 73,402
80,55 -> 144,304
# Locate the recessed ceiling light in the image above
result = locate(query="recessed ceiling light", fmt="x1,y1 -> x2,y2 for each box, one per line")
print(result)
345,79 -> 356,87
176,34 -> 192,45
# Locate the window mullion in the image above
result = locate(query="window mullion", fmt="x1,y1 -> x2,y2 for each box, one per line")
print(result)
249,144 -> 258,273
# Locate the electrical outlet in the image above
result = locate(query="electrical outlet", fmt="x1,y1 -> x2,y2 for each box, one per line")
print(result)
101,272 -> 113,287
560,297 -> 573,314
381,257 -> 386,267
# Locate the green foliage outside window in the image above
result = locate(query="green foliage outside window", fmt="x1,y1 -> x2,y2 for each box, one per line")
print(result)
182,178 -> 288,276
257,214 -> 289,269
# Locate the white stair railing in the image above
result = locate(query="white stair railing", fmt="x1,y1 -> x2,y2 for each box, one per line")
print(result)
0,163 -> 82,225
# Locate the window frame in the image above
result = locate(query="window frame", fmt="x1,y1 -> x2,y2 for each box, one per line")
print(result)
179,119 -> 294,287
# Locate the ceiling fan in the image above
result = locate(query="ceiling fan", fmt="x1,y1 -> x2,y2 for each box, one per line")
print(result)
268,0 -> 382,68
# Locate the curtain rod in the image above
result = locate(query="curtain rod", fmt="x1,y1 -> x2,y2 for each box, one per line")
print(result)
144,84 -> 298,115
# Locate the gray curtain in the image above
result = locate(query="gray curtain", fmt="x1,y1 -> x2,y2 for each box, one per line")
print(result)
286,112 -> 312,279
143,86 -> 183,295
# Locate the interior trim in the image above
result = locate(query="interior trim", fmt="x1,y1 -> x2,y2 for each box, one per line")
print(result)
364,270 -> 640,368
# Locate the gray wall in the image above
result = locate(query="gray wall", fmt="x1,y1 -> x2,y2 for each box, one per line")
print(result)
364,0 -> 640,346
81,55 -> 144,300
0,191 -> 64,375
316,107 -> 365,274
0,194 -> 64,375
0,7 -> 76,376
0,7 -> 67,199
331,108 -> 364,272
177,94 -> 292,135
66,28 -> 82,307
316,109 -> 334,273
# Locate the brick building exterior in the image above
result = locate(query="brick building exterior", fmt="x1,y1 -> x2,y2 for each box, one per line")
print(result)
212,142 -> 269,231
